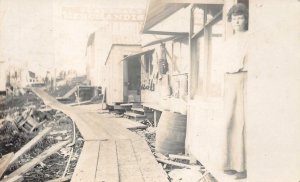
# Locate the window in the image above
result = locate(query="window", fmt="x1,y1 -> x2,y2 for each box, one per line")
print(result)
144,54 -> 153,76
141,53 -> 154,90
190,4 -> 224,98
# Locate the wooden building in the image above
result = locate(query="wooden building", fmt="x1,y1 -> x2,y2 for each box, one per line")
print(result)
86,26 -> 144,105
85,0 -> 146,87
103,44 -> 142,105
142,0 -> 300,182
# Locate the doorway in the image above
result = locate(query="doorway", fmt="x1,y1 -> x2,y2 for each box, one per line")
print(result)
123,58 -> 141,102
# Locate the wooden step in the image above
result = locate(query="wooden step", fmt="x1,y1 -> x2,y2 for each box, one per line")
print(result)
131,107 -> 144,113
120,103 -> 133,107
120,103 -> 142,108
113,105 -> 125,110
124,112 -> 146,121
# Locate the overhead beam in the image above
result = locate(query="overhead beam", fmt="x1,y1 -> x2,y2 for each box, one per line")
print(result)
142,34 -> 188,48
143,30 -> 189,36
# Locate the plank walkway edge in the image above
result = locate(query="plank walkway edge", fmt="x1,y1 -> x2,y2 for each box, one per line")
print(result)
32,88 -> 109,141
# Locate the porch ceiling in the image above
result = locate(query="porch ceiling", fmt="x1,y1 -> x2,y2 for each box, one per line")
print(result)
142,0 -> 188,33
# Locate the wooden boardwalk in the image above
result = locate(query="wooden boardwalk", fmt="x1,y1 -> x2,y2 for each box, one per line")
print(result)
32,88 -> 168,182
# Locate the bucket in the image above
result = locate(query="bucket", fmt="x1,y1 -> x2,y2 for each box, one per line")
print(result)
155,111 -> 187,155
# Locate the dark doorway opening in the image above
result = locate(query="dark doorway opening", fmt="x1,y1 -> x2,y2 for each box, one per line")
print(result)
124,58 -> 141,102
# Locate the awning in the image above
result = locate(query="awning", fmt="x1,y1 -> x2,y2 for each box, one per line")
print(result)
121,49 -> 155,62
142,0 -> 224,33
142,1 -> 188,33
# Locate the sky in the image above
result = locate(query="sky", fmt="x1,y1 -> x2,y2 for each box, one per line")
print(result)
0,0 -> 147,76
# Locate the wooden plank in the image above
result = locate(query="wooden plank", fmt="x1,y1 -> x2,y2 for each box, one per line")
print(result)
120,103 -> 133,107
95,140 -> 119,182
9,127 -> 52,166
65,112 -> 109,141
131,108 -> 144,113
116,139 -> 144,182
131,139 -> 169,182
87,113 -> 138,140
169,154 -> 191,161
156,158 -> 195,169
68,100 -> 92,107
71,141 -> 100,182
77,113 -> 112,140
113,105 -> 125,110
62,86 -> 78,99
2,175 -> 23,182
3,140 -> 70,182
144,30 -> 189,36
0,153 -> 14,178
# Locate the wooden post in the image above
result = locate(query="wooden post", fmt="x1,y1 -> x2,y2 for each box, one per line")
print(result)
154,110 -> 157,127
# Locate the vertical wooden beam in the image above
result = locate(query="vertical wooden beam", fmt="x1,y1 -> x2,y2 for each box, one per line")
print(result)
202,5 -> 209,98
186,5 -> 194,155
154,110 -> 157,127
188,5 -> 195,100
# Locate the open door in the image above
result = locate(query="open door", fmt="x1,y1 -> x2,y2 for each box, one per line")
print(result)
123,58 -> 141,102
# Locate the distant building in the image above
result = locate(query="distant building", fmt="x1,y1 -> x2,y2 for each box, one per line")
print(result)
8,67 -> 38,88
0,61 -> 7,95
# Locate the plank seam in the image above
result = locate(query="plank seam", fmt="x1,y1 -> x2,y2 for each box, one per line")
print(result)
129,139 -> 146,182
94,141 -> 101,182
114,140 -> 121,182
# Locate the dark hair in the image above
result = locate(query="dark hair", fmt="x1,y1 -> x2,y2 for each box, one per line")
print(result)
227,3 -> 248,22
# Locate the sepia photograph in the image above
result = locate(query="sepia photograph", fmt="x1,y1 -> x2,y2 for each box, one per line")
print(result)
0,0 -> 299,182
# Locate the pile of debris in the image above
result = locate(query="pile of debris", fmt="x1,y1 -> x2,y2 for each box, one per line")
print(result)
153,153 -> 217,182
134,127 -> 156,152
0,92 -> 83,182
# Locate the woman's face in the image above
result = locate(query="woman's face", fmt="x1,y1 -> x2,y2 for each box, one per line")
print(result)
231,14 -> 247,32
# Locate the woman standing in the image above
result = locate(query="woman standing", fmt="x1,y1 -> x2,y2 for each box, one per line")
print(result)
223,3 -> 249,180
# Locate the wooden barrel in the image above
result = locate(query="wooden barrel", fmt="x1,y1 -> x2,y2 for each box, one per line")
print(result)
155,111 -> 187,155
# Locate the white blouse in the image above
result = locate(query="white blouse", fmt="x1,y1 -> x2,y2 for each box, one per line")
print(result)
222,32 -> 249,73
